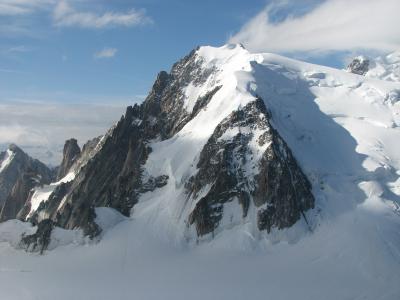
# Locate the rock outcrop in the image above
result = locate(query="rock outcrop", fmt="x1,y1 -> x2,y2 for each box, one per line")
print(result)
19,219 -> 54,254
57,138 -> 81,180
347,56 -> 370,75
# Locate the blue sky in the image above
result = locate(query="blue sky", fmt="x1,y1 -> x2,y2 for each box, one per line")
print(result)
0,0 -> 269,103
0,0 -> 398,164
2,0 -> 397,105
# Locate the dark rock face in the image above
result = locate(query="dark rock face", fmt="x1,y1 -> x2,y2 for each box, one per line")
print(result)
190,86 -> 221,119
57,139 -> 81,180
139,175 -> 169,193
347,57 -> 370,75
19,219 -> 54,254
187,99 -> 314,236
142,48 -> 217,139
0,145 -> 53,222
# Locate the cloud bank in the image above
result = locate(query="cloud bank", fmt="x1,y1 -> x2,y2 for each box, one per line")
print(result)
230,0 -> 400,53
0,100 -> 127,166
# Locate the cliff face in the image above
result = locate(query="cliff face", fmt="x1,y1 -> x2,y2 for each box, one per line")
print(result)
57,139 -> 81,180
186,99 -> 314,236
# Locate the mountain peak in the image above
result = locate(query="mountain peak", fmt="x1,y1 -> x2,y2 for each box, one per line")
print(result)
7,143 -> 24,155
13,44 -> 318,243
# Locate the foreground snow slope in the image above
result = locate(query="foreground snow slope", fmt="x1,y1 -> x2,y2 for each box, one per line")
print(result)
0,44 -> 399,299
0,205 -> 398,300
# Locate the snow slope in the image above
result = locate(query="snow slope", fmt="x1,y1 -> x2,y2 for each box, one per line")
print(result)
0,149 -> 15,174
27,171 -> 76,219
0,44 -> 399,299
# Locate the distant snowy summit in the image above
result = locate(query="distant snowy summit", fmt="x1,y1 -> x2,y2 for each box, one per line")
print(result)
347,51 -> 400,82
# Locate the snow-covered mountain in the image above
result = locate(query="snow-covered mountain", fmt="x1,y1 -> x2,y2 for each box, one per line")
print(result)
0,44 -> 400,299
12,45 -> 316,246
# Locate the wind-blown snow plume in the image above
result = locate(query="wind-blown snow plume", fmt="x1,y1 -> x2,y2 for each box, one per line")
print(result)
230,0 -> 400,53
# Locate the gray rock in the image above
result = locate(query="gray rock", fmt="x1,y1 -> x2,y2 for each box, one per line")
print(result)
347,56 -> 370,75
57,138 -> 81,180
139,175 -> 169,193
19,219 -> 54,254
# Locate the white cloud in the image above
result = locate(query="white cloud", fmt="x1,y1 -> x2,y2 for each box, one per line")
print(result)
53,1 -> 152,29
0,0 -> 53,16
0,4 -> 30,15
6,45 -> 31,53
0,1 -> 152,37
94,47 -> 117,59
0,68 -> 28,74
0,23 -> 37,38
230,0 -> 400,53
0,45 -> 32,56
